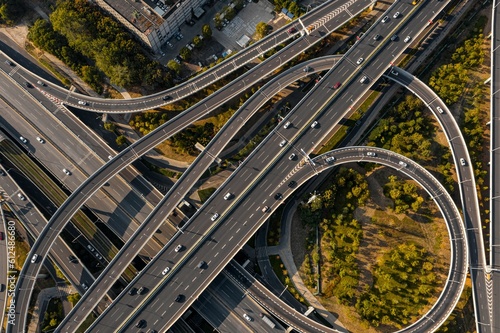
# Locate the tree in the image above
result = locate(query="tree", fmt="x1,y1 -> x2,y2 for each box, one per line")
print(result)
103,122 -> 115,132
202,24 -> 212,39
167,60 -> 181,74
193,35 -> 202,48
255,22 -> 270,39
116,135 -> 127,146
179,47 -> 191,60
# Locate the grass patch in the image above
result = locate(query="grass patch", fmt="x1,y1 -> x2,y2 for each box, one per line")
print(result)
198,187 -> 216,203
75,313 -> 97,333
267,206 -> 284,246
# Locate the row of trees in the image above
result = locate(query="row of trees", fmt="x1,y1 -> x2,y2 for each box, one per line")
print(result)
299,168 -> 369,304
355,242 -> 437,328
28,0 -> 172,92
0,0 -> 23,25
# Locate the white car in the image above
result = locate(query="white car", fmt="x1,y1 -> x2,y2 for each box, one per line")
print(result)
175,245 -> 183,252
31,254 -> 38,263
279,139 -> 287,147
81,283 -> 88,290
37,80 -> 46,86
381,16 -> 389,23
87,245 -> 94,252
436,106 -> 444,114
310,121 -> 318,128
63,168 -> 71,176
162,267 -> 170,275
243,313 -> 252,321
78,100 -> 87,105
224,193 -> 232,200
360,76 -> 368,83
283,121 -> 291,129
19,136 -> 27,143
36,136 -> 44,143
404,36 -> 411,43
289,153 -> 296,160
325,156 -> 335,163
367,152 -> 376,157
17,193 -> 26,201
211,213 -> 219,221
356,57 -> 364,65
393,12 -> 400,18
460,158 -> 466,166
399,161 -> 408,167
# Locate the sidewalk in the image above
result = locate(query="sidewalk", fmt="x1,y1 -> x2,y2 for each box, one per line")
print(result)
27,284 -> 77,333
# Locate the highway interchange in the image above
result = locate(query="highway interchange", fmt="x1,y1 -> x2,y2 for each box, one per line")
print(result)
0,0 -> 495,331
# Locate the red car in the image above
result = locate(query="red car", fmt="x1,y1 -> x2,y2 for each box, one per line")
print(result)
287,27 -> 296,33
333,82 -> 341,89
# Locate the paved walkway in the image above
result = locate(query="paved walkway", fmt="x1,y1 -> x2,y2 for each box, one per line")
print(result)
27,284 -> 77,333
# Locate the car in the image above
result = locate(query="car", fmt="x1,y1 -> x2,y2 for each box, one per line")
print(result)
5,60 -> 13,66
211,213 -> 219,221
356,57 -> 364,65
0,232 -> 4,240
78,100 -> 87,105
37,80 -> 46,86
31,254 -> 38,263
404,36 -> 411,43
94,252 -> 102,260
303,66 -> 309,72
0,170 -> 4,176
162,95 -> 172,101
289,153 -> 296,160
360,76 -> 368,84
333,82 -> 342,89
288,180 -> 296,187
68,255 -> 78,263
279,139 -> 287,147
17,193 -> 25,201
63,168 -> 71,176
283,121 -> 291,129
24,82 -> 32,88
108,155 -> 113,160
19,136 -> 27,143
175,244 -> 183,252
162,267 -> 170,275
135,319 -> 146,328
197,261 -> 206,268
381,16 -> 389,23
325,156 -> 335,163
174,57 -> 181,64
224,192 -> 232,200
243,313 -> 252,321
81,283 -> 88,290
36,136 -> 44,143
399,161 -> 408,167
393,11 -> 400,18
311,121 -> 318,128
274,193 -> 283,200
391,34 -> 398,41
175,294 -> 183,302
0,284 -> 4,292
437,106 -> 444,114
87,244 -> 94,252
288,27 -> 296,33
391,70 -> 399,76
367,152 -> 376,156
138,286 -> 145,294
373,34 -> 380,41
262,206 -> 270,212
460,158 -> 466,166
128,287 -> 137,295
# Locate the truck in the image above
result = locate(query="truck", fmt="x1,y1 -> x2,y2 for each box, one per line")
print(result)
260,313 -> 276,328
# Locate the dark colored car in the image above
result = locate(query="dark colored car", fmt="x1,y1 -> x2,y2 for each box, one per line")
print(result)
175,294 -> 184,302
162,95 -> 172,101
288,180 -> 296,187
135,319 -> 146,328
24,82 -> 33,88
128,287 -> 137,295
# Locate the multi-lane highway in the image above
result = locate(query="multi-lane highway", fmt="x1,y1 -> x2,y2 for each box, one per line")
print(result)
8,1 -> 378,330
70,2 -> 459,331
0,0 -> 485,331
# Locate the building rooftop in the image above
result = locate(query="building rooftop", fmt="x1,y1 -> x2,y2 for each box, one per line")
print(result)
103,0 -> 165,34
